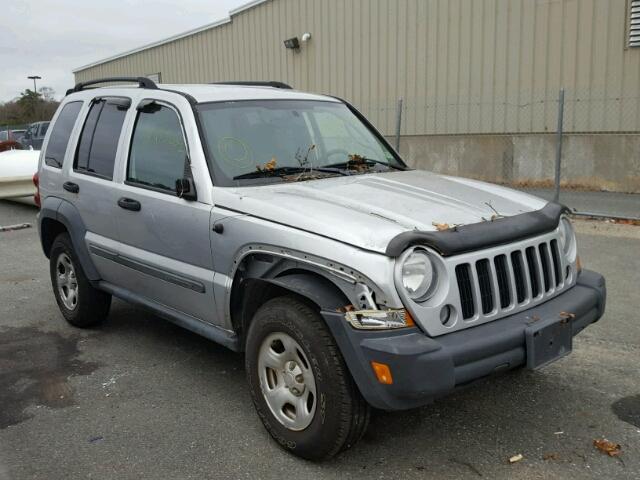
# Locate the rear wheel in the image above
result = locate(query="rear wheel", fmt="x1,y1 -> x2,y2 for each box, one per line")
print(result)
245,296 -> 370,460
49,233 -> 111,328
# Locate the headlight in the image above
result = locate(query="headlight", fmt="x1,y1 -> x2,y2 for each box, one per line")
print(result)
401,250 -> 437,301
558,217 -> 576,257
344,309 -> 414,330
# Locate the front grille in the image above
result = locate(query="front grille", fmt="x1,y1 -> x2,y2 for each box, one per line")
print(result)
454,238 -> 565,321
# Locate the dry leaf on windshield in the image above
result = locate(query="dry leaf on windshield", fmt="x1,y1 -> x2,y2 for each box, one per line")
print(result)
593,439 -> 621,457
264,157 -> 277,171
347,154 -> 369,172
432,222 -> 451,231
256,157 -> 277,172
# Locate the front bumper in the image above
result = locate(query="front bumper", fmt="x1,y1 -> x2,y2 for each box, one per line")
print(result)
322,269 -> 606,411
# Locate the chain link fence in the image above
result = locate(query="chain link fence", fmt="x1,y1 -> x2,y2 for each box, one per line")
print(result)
368,87 -> 640,220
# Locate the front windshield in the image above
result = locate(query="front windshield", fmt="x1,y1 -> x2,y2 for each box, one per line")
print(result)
196,100 -> 405,186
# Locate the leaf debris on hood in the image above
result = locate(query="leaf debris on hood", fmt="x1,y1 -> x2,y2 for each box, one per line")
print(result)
432,222 -> 450,231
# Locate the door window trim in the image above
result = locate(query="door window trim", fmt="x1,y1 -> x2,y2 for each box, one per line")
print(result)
124,98 -> 192,197
72,95 -> 132,181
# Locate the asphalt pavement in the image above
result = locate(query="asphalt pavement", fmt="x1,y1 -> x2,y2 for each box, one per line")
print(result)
520,189 -> 640,219
0,200 -> 639,479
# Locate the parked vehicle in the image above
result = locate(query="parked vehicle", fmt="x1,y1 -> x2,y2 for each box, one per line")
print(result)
21,121 -> 49,149
0,149 -> 39,203
0,129 -> 27,152
0,129 -> 26,144
36,78 -> 606,460
11,129 -> 27,145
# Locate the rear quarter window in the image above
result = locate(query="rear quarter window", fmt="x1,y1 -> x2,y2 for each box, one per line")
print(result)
74,98 -> 129,179
44,102 -> 83,168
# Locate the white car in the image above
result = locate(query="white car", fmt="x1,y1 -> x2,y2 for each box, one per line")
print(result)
0,149 -> 39,204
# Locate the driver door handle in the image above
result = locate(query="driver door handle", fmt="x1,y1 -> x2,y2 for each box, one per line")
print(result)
117,197 -> 141,212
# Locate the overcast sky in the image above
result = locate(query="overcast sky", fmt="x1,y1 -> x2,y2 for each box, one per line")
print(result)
0,0 -> 247,102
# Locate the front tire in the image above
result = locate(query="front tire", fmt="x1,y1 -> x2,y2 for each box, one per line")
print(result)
49,233 -> 111,328
245,296 -> 370,460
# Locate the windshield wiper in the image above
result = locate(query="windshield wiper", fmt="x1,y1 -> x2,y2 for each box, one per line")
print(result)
233,166 -> 347,180
324,157 -> 407,171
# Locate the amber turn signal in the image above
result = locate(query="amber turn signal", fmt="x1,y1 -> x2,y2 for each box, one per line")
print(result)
371,361 -> 393,385
576,256 -> 582,273
404,309 -> 415,327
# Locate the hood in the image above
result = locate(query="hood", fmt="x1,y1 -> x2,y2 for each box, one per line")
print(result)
213,170 -> 547,254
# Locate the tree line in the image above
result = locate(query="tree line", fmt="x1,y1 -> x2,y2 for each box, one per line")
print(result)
0,88 -> 60,128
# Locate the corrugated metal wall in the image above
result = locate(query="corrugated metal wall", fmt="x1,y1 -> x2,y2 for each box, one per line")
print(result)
75,0 -> 640,135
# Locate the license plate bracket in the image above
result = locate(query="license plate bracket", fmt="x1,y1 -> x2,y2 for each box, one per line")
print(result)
525,317 -> 573,370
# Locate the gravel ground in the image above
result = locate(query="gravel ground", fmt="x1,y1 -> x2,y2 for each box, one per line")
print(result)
0,200 -> 638,480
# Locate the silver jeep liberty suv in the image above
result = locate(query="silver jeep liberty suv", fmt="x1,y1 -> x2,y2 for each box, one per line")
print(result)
36,77 -> 606,460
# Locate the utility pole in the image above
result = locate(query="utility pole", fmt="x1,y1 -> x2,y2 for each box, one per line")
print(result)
27,75 -> 42,121
27,75 -> 41,93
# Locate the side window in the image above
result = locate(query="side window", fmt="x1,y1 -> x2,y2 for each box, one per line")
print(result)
39,122 -> 49,137
127,102 -> 188,192
44,102 -> 82,168
74,98 -> 129,179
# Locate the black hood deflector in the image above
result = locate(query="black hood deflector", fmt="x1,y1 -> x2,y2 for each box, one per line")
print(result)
385,202 -> 569,257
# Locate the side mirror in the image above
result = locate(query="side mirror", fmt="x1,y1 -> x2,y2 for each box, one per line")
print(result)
176,177 -> 197,201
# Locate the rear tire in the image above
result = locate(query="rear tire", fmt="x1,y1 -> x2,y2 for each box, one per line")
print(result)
245,296 -> 370,460
49,233 -> 111,328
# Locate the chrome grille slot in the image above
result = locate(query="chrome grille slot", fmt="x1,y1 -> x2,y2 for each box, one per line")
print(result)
455,264 -> 475,319
511,251 -> 527,304
550,239 -> 562,286
476,259 -> 494,314
525,246 -> 540,298
494,255 -> 511,308
539,243 -> 552,292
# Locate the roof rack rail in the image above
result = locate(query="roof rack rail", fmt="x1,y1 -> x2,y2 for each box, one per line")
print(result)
211,81 -> 292,89
66,77 -> 158,95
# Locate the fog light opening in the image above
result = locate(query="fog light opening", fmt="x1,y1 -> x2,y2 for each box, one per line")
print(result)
439,305 -> 456,327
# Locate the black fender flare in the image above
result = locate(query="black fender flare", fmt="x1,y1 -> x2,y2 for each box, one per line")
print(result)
261,272 -> 350,311
39,197 -> 100,281
236,272 -> 350,348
